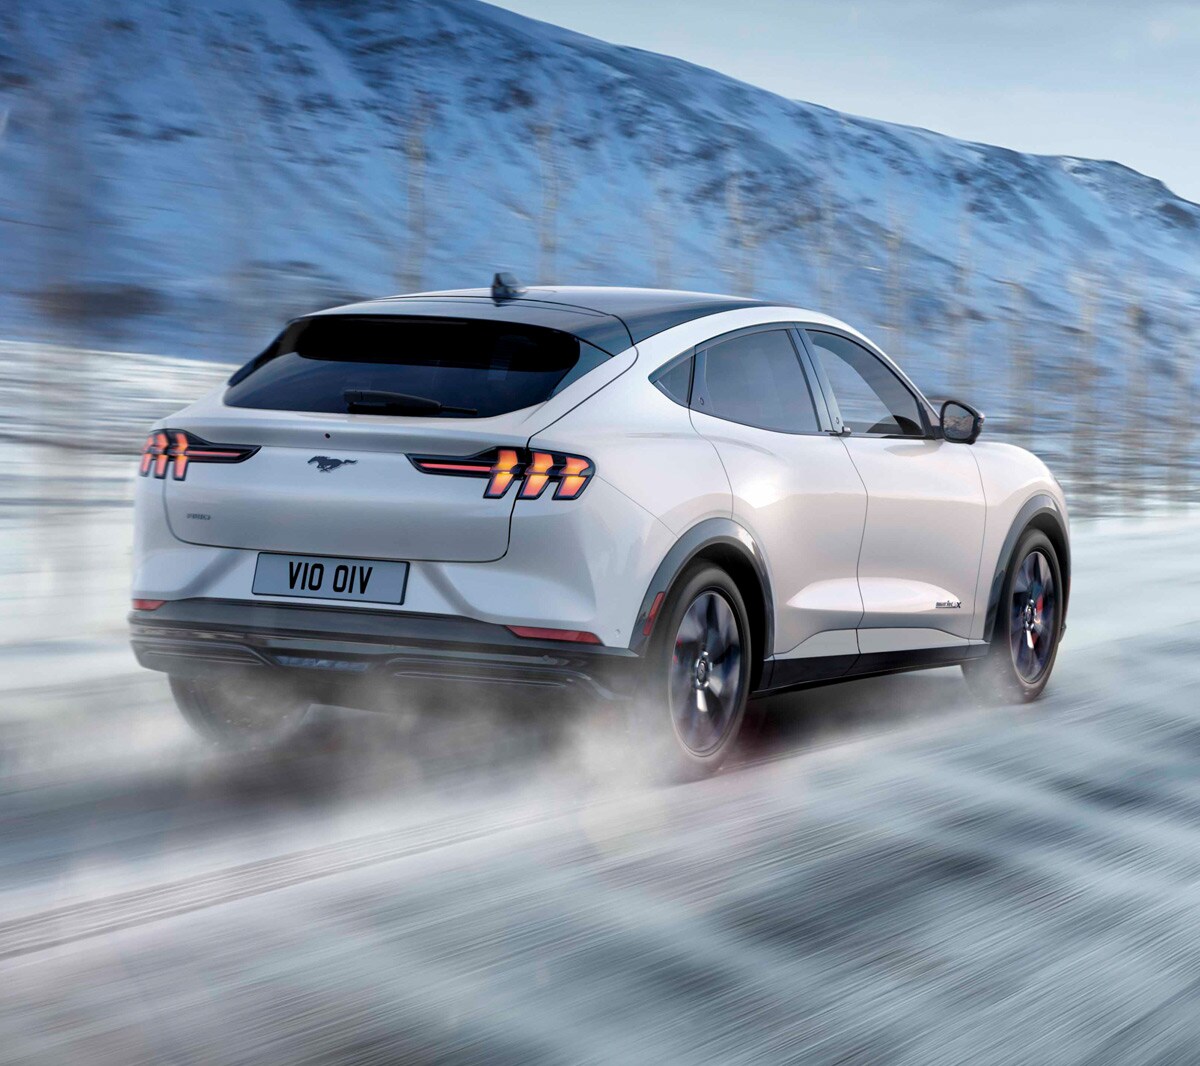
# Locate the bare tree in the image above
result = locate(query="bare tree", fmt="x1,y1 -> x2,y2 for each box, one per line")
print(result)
184,9 -> 270,348
1122,291 -> 1151,511
999,278 -> 1034,449
1068,270 -> 1101,505
1165,309 -> 1194,508
532,113 -> 557,282
722,142 -> 764,295
1182,340 -> 1197,506
37,58 -> 92,346
528,88 -> 575,284
882,197 -> 908,360
400,90 -> 433,292
949,208 -> 973,397
724,155 -> 747,293
814,177 -> 838,311
29,16 -> 102,543
647,133 -> 675,288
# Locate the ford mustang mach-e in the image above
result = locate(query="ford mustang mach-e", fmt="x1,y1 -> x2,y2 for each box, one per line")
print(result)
131,279 -> 1069,776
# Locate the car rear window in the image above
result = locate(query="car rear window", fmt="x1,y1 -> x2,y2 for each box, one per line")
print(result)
224,316 -> 610,418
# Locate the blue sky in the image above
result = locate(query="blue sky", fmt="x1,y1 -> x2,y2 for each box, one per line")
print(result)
494,0 -> 1200,203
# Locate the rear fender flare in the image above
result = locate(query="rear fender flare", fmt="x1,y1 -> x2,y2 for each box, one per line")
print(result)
629,519 -> 773,673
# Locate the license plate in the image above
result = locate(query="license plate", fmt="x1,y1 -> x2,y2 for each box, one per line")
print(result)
252,552 -> 408,605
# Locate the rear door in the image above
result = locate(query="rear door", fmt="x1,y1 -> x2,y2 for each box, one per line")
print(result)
687,326 -> 867,665
801,328 -> 986,651
161,315 -> 612,563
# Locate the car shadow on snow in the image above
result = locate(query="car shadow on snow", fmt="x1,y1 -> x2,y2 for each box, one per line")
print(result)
731,666 -> 977,769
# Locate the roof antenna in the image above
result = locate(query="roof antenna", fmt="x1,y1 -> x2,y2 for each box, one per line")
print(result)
491,272 -> 526,302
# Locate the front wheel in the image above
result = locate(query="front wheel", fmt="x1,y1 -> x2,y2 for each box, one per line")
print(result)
169,673 -> 313,750
963,529 -> 1064,704
632,563 -> 753,781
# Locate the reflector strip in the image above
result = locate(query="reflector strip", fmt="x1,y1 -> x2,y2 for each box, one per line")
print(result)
417,461 -> 492,473
507,625 -> 603,645
132,599 -> 166,611
642,591 -> 666,636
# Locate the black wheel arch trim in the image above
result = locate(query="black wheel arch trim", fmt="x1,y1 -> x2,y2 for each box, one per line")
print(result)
982,493 -> 1070,644
630,518 -> 774,673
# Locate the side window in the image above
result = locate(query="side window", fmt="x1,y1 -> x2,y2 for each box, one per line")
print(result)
652,356 -> 693,406
695,330 -> 821,434
806,331 -> 925,437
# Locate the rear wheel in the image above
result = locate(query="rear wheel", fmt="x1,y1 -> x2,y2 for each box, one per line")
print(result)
633,563 -> 753,780
169,673 -> 313,750
963,529 -> 1063,704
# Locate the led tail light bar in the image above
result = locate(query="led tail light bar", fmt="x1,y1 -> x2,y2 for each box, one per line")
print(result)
139,430 -> 258,481
409,448 -> 595,500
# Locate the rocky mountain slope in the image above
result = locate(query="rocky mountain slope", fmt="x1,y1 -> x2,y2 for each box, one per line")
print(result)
1,0 -> 1197,457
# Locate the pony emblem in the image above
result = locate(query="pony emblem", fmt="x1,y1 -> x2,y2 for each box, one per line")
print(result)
308,456 -> 357,473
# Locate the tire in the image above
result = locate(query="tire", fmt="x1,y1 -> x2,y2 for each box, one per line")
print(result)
963,529 -> 1064,705
631,562 -> 753,781
169,672 -> 313,751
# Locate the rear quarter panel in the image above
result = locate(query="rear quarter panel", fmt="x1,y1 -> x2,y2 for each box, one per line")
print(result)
530,308 -> 829,535
530,350 -> 731,537
520,359 -> 728,645
526,308 -> 850,645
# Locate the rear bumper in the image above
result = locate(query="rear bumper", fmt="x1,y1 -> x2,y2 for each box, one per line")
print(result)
130,599 -> 640,700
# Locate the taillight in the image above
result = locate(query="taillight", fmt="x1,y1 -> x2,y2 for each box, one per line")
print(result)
486,448 -> 521,499
138,430 -> 258,481
554,455 -> 592,500
410,448 -> 595,500
519,451 -> 555,499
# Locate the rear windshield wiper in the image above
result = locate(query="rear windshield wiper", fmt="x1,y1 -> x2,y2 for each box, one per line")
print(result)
343,389 -> 477,416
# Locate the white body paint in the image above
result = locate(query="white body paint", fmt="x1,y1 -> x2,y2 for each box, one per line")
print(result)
133,294 -> 1068,670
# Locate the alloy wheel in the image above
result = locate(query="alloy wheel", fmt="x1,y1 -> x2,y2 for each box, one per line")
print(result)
668,589 -> 744,755
1009,548 -> 1057,683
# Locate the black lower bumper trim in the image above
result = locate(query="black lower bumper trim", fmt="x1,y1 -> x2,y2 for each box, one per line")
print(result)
130,598 -> 639,700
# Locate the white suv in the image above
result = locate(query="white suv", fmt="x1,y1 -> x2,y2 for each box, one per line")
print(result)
131,279 -> 1069,776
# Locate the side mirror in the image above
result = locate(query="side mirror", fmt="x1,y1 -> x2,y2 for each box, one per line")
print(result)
940,399 -> 984,444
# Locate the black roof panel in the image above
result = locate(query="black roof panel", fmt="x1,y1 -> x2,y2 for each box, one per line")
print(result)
316,287 -> 774,353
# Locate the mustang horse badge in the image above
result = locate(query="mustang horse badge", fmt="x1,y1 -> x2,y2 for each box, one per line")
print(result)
308,456 -> 357,473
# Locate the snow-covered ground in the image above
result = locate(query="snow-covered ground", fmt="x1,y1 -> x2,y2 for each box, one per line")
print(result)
1,510 -> 1199,1062
0,340 -> 228,461
0,343 -> 1195,1063
0,341 -> 227,693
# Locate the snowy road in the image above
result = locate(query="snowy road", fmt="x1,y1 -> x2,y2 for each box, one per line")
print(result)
2,514 -> 1199,1063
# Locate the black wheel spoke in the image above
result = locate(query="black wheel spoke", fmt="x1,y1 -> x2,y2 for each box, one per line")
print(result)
675,608 -> 705,648
1009,548 -> 1057,683
667,588 -> 744,756
1013,558 -> 1032,596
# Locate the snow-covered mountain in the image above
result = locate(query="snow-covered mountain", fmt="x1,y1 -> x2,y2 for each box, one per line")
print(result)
1,0 -> 1197,454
